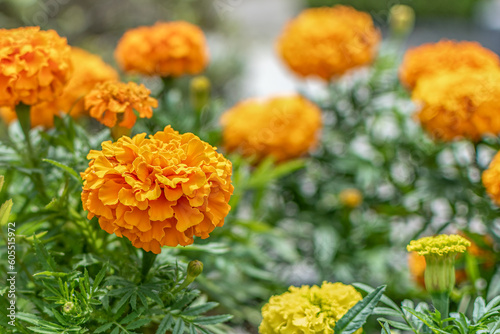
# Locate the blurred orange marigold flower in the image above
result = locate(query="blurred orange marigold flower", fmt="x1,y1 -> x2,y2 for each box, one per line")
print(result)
81,126 -> 234,254
85,81 -> 157,129
115,21 -> 209,77
399,40 -> 500,89
483,151 -> 500,206
0,26 -> 72,107
221,95 -> 322,163
0,47 -> 119,128
412,69 -> 500,141
277,6 -> 380,81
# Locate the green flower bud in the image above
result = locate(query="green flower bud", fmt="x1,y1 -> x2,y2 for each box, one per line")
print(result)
187,260 -> 203,279
63,301 -> 75,314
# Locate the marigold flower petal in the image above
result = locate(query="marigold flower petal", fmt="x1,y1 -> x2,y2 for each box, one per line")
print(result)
259,281 -> 362,334
81,126 -> 233,253
399,40 -> 500,89
412,68 -> 500,141
277,6 -> 380,81
221,95 -> 322,163
0,26 -> 72,107
85,81 -> 157,129
407,234 -> 470,256
115,21 -> 209,77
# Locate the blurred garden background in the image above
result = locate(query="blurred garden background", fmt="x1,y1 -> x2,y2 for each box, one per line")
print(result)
1,0 -> 500,333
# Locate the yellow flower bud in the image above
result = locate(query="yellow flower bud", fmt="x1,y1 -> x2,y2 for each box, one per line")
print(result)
389,5 -> 415,36
339,188 -> 363,208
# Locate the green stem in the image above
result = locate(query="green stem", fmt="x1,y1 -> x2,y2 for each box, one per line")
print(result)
15,103 -> 49,202
141,249 -> 157,282
431,292 -> 450,320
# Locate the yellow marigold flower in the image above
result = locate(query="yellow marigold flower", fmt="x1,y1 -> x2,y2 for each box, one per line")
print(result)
277,6 -> 381,81
339,188 -> 363,208
399,40 -> 500,89
221,95 -> 322,162
85,81 -> 157,129
80,126 -> 234,254
412,69 -> 500,141
115,21 -> 209,77
0,26 -> 72,107
259,282 -> 362,334
407,234 -> 470,256
408,234 -> 470,294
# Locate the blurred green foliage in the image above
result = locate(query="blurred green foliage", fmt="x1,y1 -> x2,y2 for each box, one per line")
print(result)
306,0 -> 480,18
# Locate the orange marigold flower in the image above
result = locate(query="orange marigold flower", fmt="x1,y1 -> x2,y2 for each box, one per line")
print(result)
62,47 -> 119,118
483,151 -> 500,206
412,69 -> 500,141
81,126 -> 234,254
1,47 -> 119,127
115,21 -> 209,77
399,40 -> 500,89
277,6 -> 381,81
221,95 -> 322,163
0,26 -> 72,107
85,81 -> 157,129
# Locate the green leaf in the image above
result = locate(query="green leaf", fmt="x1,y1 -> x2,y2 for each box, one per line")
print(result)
333,285 -> 386,334
126,318 -> 151,330
0,175 -> 4,192
352,283 -> 400,311
376,318 -> 413,331
378,321 -> 392,334
32,235 -> 57,271
92,263 -> 108,294
156,314 -> 174,334
0,198 -> 13,226
193,314 -> 233,325
183,302 -> 219,316
373,307 -> 403,318
42,158 -> 80,181
473,297 -> 486,324
94,323 -> 113,333
173,317 -> 185,334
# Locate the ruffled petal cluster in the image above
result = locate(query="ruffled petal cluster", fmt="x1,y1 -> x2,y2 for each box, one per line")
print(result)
399,40 -> 500,89
277,6 -> 380,80
411,69 -> 500,141
407,234 -> 470,257
221,95 -> 322,162
115,21 -> 209,77
81,126 -> 233,254
259,282 -> 362,334
0,47 -> 119,128
0,26 -> 72,107
85,81 -> 157,129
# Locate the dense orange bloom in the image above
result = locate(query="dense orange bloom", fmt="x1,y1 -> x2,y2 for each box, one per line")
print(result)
81,126 -> 234,254
85,81 -> 157,129
399,40 -> 500,89
0,26 -> 72,107
115,21 -> 209,77
0,47 -> 119,128
412,69 -> 500,141
221,95 -> 322,162
277,6 -> 380,80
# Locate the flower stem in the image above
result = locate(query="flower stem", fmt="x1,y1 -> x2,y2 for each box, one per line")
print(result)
15,103 -> 48,201
141,249 -> 157,282
431,292 -> 449,320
